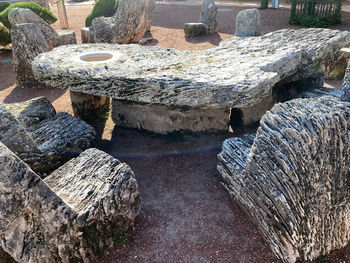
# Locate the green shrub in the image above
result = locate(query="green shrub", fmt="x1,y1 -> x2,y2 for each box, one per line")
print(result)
0,1 -> 10,13
0,25 -> 10,46
289,0 -> 341,27
85,0 -> 118,27
0,2 -> 57,29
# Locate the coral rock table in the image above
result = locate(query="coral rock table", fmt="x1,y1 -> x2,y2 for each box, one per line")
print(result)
32,28 -> 350,133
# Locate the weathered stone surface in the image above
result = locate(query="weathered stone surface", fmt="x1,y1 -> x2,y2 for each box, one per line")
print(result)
27,112 -> 96,156
139,37 -> 153,45
325,48 -> 350,80
341,59 -> 350,102
70,91 -> 110,122
33,29 -> 350,110
9,8 -> 58,49
0,102 -> 43,169
6,97 -> 56,128
90,0 -> 150,44
200,0 -> 217,34
81,26 -> 93,43
112,99 -> 230,133
56,29 -> 77,46
217,96 -> 350,263
11,23 -> 48,88
184,22 -> 207,38
0,143 -> 141,263
235,8 -> 261,37
146,0 -> 155,31
1,98 -> 96,174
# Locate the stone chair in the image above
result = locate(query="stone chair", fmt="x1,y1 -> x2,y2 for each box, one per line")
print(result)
83,0 -> 154,44
0,142 -> 141,263
9,7 -> 76,88
217,96 -> 350,263
0,97 -> 96,175
184,0 -> 217,38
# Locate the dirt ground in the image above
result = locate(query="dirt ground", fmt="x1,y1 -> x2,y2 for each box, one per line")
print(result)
1,1 -> 350,263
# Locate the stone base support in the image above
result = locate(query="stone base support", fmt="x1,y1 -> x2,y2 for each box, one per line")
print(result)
70,91 -> 110,122
112,99 -> 230,134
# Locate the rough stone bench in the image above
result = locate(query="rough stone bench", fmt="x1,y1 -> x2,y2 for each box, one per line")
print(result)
0,97 -> 96,174
217,96 -> 350,263
32,28 -> 350,134
0,142 -> 141,263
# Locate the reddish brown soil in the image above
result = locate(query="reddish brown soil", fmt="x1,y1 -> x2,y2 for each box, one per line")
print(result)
0,1 -> 350,263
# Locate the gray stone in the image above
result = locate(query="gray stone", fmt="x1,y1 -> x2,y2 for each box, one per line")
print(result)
139,37 -> 153,45
11,23 -> 48,88
325,48 -> 350,80
32,29 -> 350,132
90,17 -> 115,43
0,143 -> 141,263
90,0 -> 151,44
27,112 -> 96,156
0,102 -> 43,170
217,96 -> 350,263
235,8 -> 261,37
200,0 -> 218,34
146,0 -> 155,31
5,97 -> 56,128
112,99 -> 230,134
1,98 -> 96,174
8,8 -> 58,49
81,26 -> 93,43
56,29 -> 77,46
70,91 -> 110,122
184,22 -> 207,38
341,59 -> 350,102
33,29 -> 350,110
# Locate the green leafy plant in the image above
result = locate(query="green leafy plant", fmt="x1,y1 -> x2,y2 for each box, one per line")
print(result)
0,2 -> 57,29
0,1 -> 10,13
0,25 -> 10,46
85,0 -> 119,27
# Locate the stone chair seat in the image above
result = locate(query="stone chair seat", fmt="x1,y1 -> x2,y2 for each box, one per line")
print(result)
0,97 -> 96,174
0,142 -> 141,263
87,0 -> 153,44
217,96 -> 350,263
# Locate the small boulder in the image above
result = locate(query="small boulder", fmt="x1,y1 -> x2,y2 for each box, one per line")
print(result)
184,22 -> 207,38
8,8 -> 58,49
11,23 -> 48,88
200,0 -> 218,34
235,8 -> 261,37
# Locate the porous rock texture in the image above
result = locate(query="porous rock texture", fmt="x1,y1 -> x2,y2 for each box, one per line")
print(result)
9,8 -> 76,88
217,96 -> 350,263
112,99 -> 230,133
1,98 -> 96,174
0,143 -> 141,263
0,102 -> 44,172
9,8 -> 59,49
90,0 -> 151,44
11,23 -> 48,88
235,8 -> 262,37
33,29 -> 350,109
32,29 -> 350,132
200,0 -> 217,34
341,59 -> 350,101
